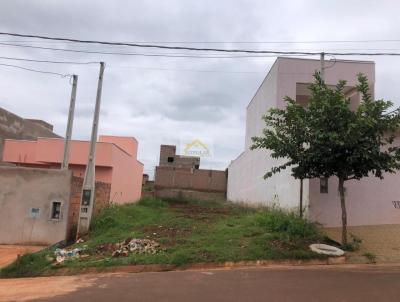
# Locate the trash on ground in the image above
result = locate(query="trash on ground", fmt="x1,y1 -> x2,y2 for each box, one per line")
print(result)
110,238 -> 160,257
76,238 -> 85,243
54,247 -> 84,263
309,244 -> 345,256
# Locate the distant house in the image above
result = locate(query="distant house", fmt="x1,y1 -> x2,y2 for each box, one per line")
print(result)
154,145 -> 227,201
228,57 -> 400,228
2,135 -> 143,204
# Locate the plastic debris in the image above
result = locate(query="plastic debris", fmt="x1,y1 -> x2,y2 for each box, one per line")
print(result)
76,238 -> 85,243
309,244 -> 345,256
54,247 -> 84,263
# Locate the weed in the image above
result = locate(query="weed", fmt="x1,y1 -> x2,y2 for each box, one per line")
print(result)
363,252 -> 377,263
342,234 -> 362,251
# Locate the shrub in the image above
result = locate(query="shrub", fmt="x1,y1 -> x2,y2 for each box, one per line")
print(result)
255,209 -> 321,240
342,234 -> 362,251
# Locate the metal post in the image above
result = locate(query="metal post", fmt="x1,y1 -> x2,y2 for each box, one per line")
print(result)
76,62 -> 105,238
320,52 -> 325,81
61,75 -> 78,170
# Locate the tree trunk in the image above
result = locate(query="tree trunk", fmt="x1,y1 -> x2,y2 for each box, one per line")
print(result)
338,177 -> 347,246
299,178 -> 303,218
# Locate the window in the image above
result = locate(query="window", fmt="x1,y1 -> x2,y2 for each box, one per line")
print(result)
167,156 -> 174,163
30,208 -> 40,219
320,177 -> 328,193
51,201 -> 61,219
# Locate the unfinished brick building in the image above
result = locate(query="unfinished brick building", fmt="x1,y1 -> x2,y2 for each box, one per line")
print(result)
159,145 -> 200,169
155,145 -> 227,201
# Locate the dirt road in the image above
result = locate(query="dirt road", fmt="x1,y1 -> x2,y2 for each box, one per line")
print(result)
1,265 -> 400,302
0,245 -> 44,268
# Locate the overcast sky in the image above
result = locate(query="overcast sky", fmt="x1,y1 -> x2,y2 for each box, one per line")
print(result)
1,0 -> 400,177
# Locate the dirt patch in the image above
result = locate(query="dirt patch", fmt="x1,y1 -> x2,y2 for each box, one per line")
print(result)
95,243 -> 117,255
325,224 -> 400,263
0,245 -> 45,268
0,274 -> 100,302
141,225 -> 192,247
169,203 -> 230,220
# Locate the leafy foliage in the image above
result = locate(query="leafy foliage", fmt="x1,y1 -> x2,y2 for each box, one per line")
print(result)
252,73 -> 400,181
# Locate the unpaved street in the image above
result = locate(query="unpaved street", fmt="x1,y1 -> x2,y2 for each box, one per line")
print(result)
1,265 -> 400,302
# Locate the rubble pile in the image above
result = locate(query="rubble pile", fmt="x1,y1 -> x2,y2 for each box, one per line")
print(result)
111,238 -> 160,257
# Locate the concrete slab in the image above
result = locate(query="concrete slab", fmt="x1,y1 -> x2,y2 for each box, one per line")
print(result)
325,224 -> 400,263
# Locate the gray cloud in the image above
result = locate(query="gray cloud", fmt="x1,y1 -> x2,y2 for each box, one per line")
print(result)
1,0 -> 400,177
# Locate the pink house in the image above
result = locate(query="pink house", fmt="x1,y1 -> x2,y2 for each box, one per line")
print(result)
2,135 -> 143,203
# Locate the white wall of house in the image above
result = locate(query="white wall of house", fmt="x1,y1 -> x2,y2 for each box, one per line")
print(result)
228,59 -> 306,209
228,57 -> 379,225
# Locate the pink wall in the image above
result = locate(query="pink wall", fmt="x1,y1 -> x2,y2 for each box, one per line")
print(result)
2,136 -> 143,204
308,136 -> 400,227
99,135 -> 138,158
309,174 -> 400,227
276,58 -> 375,110
108,144 -> 143,203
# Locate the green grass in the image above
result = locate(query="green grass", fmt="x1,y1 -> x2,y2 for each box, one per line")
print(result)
0,197 -> 328,278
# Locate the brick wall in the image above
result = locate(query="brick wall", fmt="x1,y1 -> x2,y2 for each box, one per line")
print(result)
155,166 -> 227,201
159,145 -> 200,169
67,176 -> 111,240
155,188 -> 226,202
155,166 -> 227,192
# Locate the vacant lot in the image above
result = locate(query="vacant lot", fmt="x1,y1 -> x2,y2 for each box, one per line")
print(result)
1,198 -> 327,278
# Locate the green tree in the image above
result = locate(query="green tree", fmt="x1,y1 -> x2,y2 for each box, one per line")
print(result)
252,73 -> 400,245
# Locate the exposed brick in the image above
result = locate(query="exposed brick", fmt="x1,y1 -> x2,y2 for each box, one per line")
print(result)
67,176 -> 111,240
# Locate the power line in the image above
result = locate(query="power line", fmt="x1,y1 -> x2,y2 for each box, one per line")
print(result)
6,40 -> 400,52
0,54 -> 265,73
107,65 -> 264,74
0,63 -> 70,77
0,42 -> 311,59
1,32 -> 400,57
0,55 -> 99,65
3,38 -> 400,44
0,32 -> 317,54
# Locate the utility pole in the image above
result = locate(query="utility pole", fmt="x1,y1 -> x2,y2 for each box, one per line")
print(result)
61,74 -> 78,170
76,62 -> 105,238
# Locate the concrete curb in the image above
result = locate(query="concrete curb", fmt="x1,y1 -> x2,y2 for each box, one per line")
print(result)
41,256 -> 347,277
